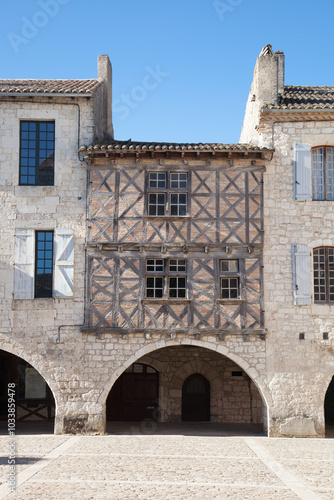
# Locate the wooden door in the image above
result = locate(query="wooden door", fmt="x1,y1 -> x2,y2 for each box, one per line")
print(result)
107,363 -> 159,421
182,373 -> 210,421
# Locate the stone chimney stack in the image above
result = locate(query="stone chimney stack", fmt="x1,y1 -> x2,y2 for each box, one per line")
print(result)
239,45 -> 285,145
254,44 -> 284,106
94,54 -> 114,141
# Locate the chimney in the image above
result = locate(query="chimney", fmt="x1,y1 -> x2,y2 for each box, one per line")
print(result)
239,45 -> 285,145
255,44 -> 284,106
96,54 -> 114,140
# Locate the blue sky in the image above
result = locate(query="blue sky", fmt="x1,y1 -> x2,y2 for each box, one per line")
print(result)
2,0 -> 334,144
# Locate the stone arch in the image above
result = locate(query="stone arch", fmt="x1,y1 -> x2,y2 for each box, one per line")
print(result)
99,338 -> 271,429
0,336 -> 59,409
324,373 -> 334,427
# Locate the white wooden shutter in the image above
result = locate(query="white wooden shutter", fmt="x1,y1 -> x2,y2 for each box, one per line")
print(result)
14,229 -> 35,299
294,143 -> 311,201
54,229 -> 74,298
292,244 -> 311,305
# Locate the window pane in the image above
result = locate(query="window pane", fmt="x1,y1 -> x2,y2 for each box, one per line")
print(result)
170,172 -> 188,189
35,231 -> 53,298
146,259 -> 164,273
314,248 -> 327,302
221,277 -> 240,299
149,172 -> 166,188
169,259 -> 186,272
312,148 -> 324,200
148,193 -> 166,216
20,121 -> 55,186
169,276 -> 187,298
326,148 -> 334,200
170,193 -> 187,216
146,277 -> 163,298
221,260 -> 239,272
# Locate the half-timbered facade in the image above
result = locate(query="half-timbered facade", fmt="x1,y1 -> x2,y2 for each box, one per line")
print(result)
81,143 -> 270,339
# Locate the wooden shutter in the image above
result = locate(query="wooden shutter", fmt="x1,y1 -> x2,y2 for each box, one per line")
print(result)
54,229 -> 74,298
292,244 -> 311,305
294,143 -> 311,201
14,229 -> 35,299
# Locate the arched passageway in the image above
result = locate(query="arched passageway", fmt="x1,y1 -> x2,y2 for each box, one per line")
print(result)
325,375 -> 334,437
105,345 -> 265,434
0,350 -> 55,429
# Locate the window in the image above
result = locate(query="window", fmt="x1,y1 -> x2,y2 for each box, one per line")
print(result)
20,121 -> 55,186
312,147 -> 334,200
148,172 -> 188,216
313,247 -> 334,303
220,260 -> 240,299
35,231 -> 53,298
145,258 -> 187,299
14,228 -> 74,299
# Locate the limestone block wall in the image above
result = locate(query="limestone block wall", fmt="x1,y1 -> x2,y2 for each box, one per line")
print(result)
0,97 -> 93,429
260,119 -> 334,437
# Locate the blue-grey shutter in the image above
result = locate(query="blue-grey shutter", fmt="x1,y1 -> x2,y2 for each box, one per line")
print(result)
294,143 -> 311,201
14,229 -> 35,299
292,244 -> 311,305
54,229 -> 74,298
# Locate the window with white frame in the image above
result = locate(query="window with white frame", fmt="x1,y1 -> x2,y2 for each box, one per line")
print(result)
14,228 -> 74,299
220,260 -> 240,299
145,258 -> 187,299
147,172 -> 188,216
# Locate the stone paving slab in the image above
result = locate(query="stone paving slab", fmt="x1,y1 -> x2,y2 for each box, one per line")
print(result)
0,433 -> 333,499
0,436 -> 68,487
1,481 -> 300,500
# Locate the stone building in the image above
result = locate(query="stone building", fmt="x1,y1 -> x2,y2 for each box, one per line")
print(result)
0,46 -> 333,437
240,44 -> 334,437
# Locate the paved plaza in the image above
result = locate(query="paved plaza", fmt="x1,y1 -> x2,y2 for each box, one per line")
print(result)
0,424 -> 333,500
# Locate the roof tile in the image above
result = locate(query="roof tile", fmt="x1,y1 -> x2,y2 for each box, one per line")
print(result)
0,79 -> 101,95
266,85 -> 334,110
81,140 -> 271,153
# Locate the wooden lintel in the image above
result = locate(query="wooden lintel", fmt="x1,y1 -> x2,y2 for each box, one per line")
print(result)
81,327 -> 267,336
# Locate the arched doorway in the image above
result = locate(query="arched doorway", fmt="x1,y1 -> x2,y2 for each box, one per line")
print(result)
107,363 -> 159,421
182,373 -> 210,421
0,350 -> 55,424
325,376 -> 334,434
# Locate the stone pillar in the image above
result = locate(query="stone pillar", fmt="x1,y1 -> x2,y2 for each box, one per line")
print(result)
54,402 -> 105,435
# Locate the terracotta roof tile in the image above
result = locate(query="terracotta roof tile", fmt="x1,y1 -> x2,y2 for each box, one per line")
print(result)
80,140 -> 272,153
266,85 -> 334,110
0,79 -> 101,95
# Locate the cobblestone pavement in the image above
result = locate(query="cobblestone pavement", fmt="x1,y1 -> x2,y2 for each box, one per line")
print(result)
0,425 -> 333,500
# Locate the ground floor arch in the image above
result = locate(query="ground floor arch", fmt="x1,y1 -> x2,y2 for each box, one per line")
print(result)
325,375 -> 334,435
105,343 -> 266,432
0,349 -> 55,425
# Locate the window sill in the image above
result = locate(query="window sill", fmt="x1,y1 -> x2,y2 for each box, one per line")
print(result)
145,216 -> 190,221
217,299 -> 244,305
142,299 -> 191,304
